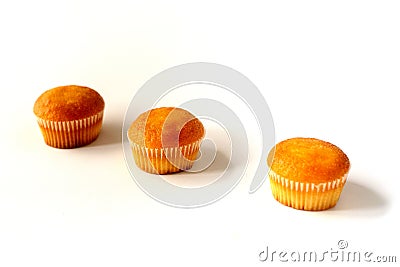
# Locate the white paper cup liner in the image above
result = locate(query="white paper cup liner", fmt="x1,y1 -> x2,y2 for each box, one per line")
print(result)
129,140 -> 202,174
268,169 -> 348,211
36,111 -> 104,148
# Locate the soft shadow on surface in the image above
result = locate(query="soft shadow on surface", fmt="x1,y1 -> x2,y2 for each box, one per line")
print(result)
193,144 -> 230,173
328,179 -> 389,217
162,147 -> 231,188
171,142 -> 231,174
89,119 -> 122,147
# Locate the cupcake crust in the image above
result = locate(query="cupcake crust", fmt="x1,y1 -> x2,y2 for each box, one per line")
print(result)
268,138 -> 350,184
128,107 -> 205,148
33,85 -> 105,121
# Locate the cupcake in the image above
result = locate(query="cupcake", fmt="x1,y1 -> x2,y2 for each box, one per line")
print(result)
267,137 -> 350,211
127,107 -> 205,174
34,85 -> 105,148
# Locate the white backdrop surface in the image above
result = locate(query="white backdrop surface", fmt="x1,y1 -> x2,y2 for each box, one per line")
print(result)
0,1 -> 399,266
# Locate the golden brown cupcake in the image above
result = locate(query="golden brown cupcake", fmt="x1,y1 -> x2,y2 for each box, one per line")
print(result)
127,107 -> 205,174
34,85 -> 105,148
267,137 -> 350,211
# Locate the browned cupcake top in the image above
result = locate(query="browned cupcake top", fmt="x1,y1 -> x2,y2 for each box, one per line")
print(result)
267,137 -> 350,183
128,107 -> 205,148
33,85 -> 105,121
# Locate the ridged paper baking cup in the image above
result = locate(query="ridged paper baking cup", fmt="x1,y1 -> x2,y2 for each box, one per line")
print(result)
129,140 -> 202,174
36,111 -> 104,148
268,169 -> 348,211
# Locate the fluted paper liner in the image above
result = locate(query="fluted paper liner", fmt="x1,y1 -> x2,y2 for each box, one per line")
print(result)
36,111 -> 104,148
129,140 -> 201,174
269,169 -> 348,211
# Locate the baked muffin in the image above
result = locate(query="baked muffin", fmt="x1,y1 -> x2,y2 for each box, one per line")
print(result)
127,107 -> 205,174
267,137 -> 350,211
34,85 -> 105,148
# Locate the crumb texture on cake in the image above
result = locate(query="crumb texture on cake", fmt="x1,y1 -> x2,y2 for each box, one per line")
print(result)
268,137 -> 350,183
34,85 -> 105,121
128,107 -> 205,148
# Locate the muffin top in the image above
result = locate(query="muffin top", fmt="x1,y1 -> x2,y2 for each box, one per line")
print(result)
128,107 -> 205,148
267,137 -> 350,183
33,85 -> 105,121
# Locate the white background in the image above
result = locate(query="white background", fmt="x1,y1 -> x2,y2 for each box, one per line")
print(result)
1,0 -> 399,266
